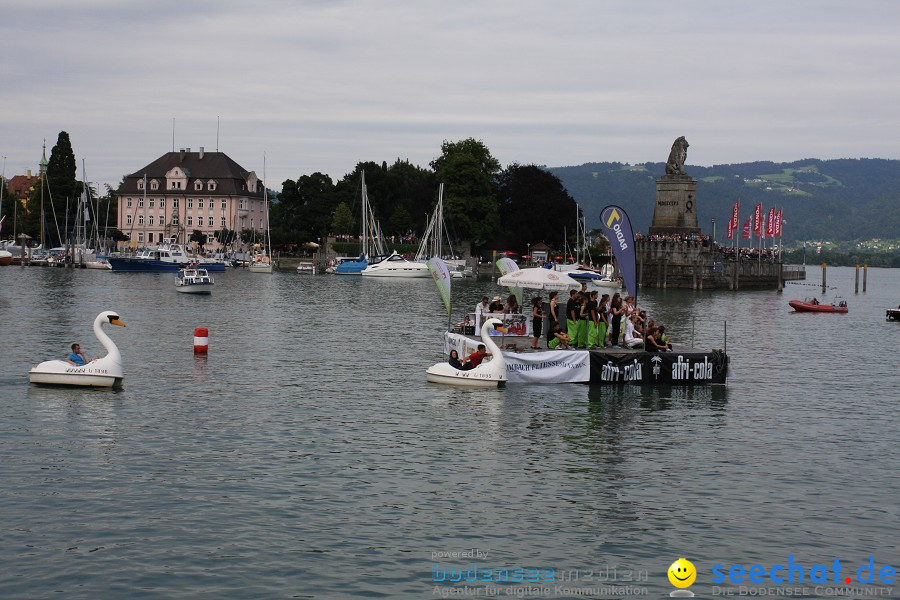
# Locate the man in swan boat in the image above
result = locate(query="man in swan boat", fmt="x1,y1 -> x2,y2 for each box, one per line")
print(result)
65,343 -> 98,366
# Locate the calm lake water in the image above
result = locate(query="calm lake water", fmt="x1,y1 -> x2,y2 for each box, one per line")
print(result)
1,265 -> 898,599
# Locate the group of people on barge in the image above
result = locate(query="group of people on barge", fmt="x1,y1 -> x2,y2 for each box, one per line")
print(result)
473,289 -> 673,353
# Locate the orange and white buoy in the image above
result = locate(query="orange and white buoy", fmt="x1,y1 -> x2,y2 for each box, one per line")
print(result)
193,327 -> 209,354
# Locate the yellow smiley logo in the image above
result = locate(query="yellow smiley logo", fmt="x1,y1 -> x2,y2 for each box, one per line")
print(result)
668,558 -> 697,588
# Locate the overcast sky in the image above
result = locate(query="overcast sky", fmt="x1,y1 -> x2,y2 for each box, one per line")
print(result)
2,0 -> 899,193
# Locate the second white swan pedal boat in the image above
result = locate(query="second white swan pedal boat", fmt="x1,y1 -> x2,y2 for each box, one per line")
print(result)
28,311 -> 126,387
426,317 -> 508,388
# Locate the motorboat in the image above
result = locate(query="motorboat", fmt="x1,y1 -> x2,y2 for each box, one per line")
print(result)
29,311 -> 126,387
886,307 -> 900,321
175,268 -> 214,294
296,262 -> 316,274
789,297 -> 848,313
0,249 -> 11,266
107,239 -> 226,272
361,251 -> 431,278
426,318 -> 508,387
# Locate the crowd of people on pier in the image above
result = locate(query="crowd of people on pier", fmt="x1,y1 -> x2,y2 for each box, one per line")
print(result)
636,232 -> 711,247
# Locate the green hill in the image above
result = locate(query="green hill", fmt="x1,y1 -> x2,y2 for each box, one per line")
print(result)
547,158 -> 900,243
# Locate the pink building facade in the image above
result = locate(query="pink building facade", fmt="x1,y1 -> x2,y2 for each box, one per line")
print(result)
116,148 -> 267,251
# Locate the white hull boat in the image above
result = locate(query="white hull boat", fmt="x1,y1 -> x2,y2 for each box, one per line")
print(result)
175,268 -> 214,294
362,252 -> 431,278
29,311 -> 126,387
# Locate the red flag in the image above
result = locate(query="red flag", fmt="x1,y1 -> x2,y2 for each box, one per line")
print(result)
742,218 -> 751,239
766,208 -> 775,237
775,210 -> 783,237
728,200 -> 740,237
753,203 -> 762,236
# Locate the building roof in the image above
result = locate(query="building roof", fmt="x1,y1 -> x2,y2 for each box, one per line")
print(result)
117,150 -> 263,197
6,173 -> 41,200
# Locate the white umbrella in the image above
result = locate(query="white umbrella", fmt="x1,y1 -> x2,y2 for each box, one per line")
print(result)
497,267 -> 582,291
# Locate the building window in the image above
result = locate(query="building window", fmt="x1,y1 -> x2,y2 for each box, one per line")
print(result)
150,180 -> 159,190
208,216 -> 214,227
173,198 -> 179,209
198,198 -> 204,209
172,215 -> 179,225
149,198 -> 154,208
138,197 -> 144,208
138,232 -> 144,243
220,199 -> 227,209
148,232 -> 154,243
137,179 -> 144,190
126,215 -> 132,225
138,215 -> 144,225
209,182 -> 217,191
207,234 -> 215,245
195,182 -> 203,191
126,198 -> 132,208
149,215 -> 154,226
240,199 -> 248,210
187,216 -> 193,227
187,198 -> 193,209
220,216 -> 226,228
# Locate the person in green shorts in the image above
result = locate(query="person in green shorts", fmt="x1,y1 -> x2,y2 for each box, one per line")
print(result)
547,321 -> 571,350
565,289 -> 579,344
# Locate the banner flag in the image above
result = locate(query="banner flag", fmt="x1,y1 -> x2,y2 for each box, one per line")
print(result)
775,210 -> 783,237
427,257 -> 452,317
766,207 -> 776,237
742,218 -> 751,239
753,203 -> 763,236
599,205 -> 637,298
728,200 -> 741,239
495,257 -> 523,307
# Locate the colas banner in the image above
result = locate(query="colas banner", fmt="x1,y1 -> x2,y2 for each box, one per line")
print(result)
599,205 -> 636,298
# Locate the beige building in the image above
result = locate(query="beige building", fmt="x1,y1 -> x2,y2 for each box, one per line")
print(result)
117,148 -> 267,250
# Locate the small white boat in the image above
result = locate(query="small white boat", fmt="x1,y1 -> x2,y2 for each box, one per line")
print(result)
29,311 -> 126,387
426,318 -> 508,387
175,268 -> 214,294
296,262 -> 316,274
85,258 -> 112,270
361,251 -> 431,278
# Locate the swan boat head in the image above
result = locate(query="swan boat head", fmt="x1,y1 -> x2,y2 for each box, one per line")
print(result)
28,311 -> 127,387
425,317 -> 509,388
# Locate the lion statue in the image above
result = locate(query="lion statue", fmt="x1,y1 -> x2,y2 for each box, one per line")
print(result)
665,136 -> 689,176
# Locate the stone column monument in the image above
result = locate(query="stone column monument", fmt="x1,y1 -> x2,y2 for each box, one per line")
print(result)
649,136 -> 700,236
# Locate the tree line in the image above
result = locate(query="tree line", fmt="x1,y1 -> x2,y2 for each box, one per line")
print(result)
4,134 -> 583,257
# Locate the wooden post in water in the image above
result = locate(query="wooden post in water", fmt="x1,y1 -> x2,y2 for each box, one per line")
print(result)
863,263 -> 868,292
821,263 -> 827,293
855,264 -> 860,294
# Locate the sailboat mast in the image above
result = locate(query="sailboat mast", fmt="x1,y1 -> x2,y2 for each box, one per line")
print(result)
40,141 -> 46,250
263,153 -> 270,257
361,171 -> 368,258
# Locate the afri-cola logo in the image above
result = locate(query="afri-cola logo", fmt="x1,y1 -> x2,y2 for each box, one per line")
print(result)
711,556 -> 896,586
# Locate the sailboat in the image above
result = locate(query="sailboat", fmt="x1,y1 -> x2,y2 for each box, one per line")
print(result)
335,171 -> 386,275
248,155 -> 273,273
0,166 -> 11,266
415,184 -> 472,278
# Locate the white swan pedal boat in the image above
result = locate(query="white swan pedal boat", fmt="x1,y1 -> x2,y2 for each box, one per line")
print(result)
426,317 -> 508,388
176,268 -> 214,294
29,311 -> 126,387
